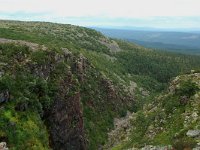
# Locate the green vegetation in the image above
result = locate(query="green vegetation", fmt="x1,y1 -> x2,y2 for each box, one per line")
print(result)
111,72 -> 200,149
176,79 -> 199,97
115,40 -> 200,90
0,45 -> 52,149
0,20 -> 200,150
172,137 -> 197,149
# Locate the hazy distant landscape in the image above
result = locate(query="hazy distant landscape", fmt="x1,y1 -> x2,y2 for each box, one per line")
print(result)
95,28 -> 200,55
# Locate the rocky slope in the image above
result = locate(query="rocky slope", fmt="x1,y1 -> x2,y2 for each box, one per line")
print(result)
107,71 -> 200,150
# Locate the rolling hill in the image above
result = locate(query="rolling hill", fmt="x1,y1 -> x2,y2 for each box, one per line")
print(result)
94,28 -> 200,55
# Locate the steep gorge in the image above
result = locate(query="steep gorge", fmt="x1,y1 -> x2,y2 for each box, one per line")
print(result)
0,40 -> 136,150
0,20 -> 200,150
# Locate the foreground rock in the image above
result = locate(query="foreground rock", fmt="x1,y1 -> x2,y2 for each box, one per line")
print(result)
0,142 -> 8,150
186,130 -> 200,138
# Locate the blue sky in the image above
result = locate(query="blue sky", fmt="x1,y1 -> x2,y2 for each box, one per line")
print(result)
0,0 -> 200,29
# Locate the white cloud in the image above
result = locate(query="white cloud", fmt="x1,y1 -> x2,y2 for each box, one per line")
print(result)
1,0 -> 200,18
1,0 -> 200,28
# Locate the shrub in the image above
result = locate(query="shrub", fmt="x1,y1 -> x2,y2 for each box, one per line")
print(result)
162,95 -> 180,114
176,80 -> 199,97
172,137 -> 197,150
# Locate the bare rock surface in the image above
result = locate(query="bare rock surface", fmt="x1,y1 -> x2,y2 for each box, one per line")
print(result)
0,142 -> 8,150
0,38 -> 46,51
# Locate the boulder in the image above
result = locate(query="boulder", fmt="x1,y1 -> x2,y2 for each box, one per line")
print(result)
0,142 -> 8,150
186,130 -> 200,138
180,96 -> 189,105
0,91 -> 9,103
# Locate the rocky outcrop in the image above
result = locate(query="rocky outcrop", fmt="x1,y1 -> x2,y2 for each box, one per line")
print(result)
105,72 -> 200,149
104,111 -> 136,149
101,77 -> 117,100
0,38 -> 46,51
47,71 -> 86,150
0,41 -> 87,149
0,142 -> 8,150
74,54 -> 88,82
140,145 -> 172,150
48,93 -> 86,150
186,130 -> 200,138
99,38 -> 121,53
0,41 -> 125,150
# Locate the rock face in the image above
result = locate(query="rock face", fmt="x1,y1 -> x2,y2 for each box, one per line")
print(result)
48,93 -> 86,150
74,54 -> 88,82
101,77 -> 117,100
47,72 -> 86,150
0,40 -> 137,150
0,40 -> 87,149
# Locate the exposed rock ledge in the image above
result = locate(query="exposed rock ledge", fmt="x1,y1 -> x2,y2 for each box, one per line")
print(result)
0,38 -> 46,51
0,142 -> 8,150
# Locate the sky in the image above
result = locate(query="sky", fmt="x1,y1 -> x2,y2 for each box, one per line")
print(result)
0,0 -> 200,29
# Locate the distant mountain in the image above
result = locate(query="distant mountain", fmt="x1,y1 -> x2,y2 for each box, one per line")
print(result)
94,28 -> 200,55
127,39 -> 200,55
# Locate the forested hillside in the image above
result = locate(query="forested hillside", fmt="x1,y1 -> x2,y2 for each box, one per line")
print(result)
0,20 -> 200,150
95,28 -> 200,55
